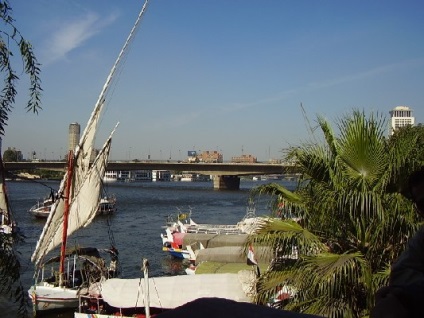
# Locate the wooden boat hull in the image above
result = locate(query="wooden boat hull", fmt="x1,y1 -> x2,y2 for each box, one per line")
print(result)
29,208 -> 50,218
29,284 -> 79,312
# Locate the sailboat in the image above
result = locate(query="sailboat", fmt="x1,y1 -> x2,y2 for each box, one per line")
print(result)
28,0 -> 150,313
28,132 -> 118,312
0,139 -> 15,235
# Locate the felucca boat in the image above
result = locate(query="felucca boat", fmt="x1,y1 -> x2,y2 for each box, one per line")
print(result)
27,0 -> 151,311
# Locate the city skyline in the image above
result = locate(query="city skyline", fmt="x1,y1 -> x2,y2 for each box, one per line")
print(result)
3,1 -> 424,161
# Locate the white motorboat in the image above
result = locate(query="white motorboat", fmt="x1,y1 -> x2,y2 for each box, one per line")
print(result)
29,193 -> 117,219
28,195 -> 54,218
161,203 -> 261,259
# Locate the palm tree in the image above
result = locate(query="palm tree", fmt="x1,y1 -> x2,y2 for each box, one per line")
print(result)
248,110 -> 423,317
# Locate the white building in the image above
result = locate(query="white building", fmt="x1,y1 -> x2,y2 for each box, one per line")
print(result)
152,170 -> 171,182
104,171 -> 119,182
389,105 -> 415,135
103,170 -> 153,182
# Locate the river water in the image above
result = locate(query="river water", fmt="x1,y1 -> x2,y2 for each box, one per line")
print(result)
1,178 -> 295,317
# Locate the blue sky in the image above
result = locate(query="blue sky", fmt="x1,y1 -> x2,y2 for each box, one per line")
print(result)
4,0 -> 424,162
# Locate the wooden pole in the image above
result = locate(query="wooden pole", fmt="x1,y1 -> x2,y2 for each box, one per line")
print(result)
59,150 -> 74,287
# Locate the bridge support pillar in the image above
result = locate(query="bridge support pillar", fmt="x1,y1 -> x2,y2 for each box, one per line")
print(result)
212,175 -> 240,190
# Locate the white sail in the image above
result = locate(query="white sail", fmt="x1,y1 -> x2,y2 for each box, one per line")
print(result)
30,0 -> 149,267
29,1 -> 149,313
31,125 -> 117,266
0,139 -> 12,231
74,0 -> 149,172
31,0 -> 148,265
0,164 -> 8,217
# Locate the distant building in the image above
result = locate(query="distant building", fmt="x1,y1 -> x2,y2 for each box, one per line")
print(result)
104,170 -> 153,182
68,122 -> 80,152
132,170 -> 153,182
152,170 -> 171,181
68,122 -> 98,160
268,158 -> 282,164
186,150 -> 223,163
198,150 -> 223,163
389,106 -> 415,135
231,154 -> 257,163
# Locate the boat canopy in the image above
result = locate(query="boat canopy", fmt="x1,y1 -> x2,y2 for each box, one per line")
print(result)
42,247 -> 102,265
100,272 -> 254,309
195,246 -> 273,265
182,233 -> 249,249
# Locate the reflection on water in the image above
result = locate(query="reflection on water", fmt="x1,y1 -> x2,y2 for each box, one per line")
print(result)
1,178 -> 296,316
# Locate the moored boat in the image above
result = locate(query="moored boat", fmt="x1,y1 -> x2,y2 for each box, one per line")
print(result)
28,122 -> 119,313
75,259 -> 255,317
161,202 -> 261,259
97,194 -> 117,215
29,247 -> 119,312
29,193 -> 117,219
28,193 -> 55,218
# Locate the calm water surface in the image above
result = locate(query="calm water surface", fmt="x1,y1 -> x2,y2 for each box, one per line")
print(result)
1,178 -> 295,317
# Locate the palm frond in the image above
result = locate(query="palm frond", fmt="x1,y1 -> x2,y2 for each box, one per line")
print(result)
249,109 -> 424,316
248,218 -> 327,257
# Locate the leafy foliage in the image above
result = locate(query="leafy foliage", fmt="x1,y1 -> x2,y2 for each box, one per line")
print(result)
0,232 -> 29,317
3,147 -> 19,161
0,1 -> 42,316
249,110 -> 424,317
0,0 -> 42,135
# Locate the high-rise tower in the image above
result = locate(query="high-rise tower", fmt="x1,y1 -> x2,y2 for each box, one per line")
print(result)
68,122 -> 81,153
389,106 -> 414,135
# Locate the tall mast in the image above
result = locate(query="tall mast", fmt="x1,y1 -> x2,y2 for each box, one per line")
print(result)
59,150 -> 74,287
76,0 -> 150,158
143,259 -> 150,318
31,0 -> 150,268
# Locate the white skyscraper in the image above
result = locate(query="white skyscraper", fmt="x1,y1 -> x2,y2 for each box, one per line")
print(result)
389,106 -> 415,135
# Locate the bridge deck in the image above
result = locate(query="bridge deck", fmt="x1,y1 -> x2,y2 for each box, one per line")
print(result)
4,161 -> 295,176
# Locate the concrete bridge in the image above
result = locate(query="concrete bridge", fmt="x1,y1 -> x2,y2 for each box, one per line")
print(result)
4,161 -> 298,190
